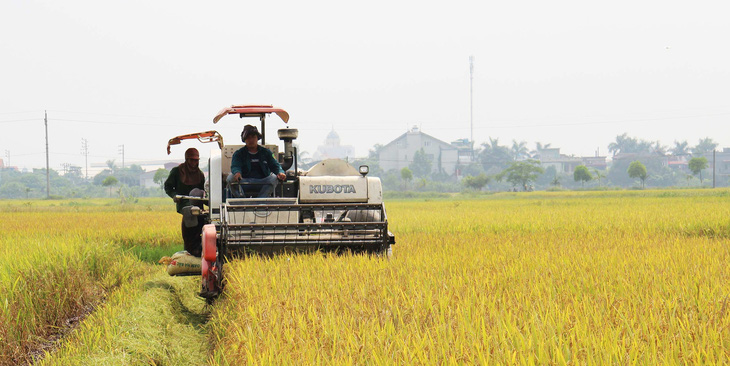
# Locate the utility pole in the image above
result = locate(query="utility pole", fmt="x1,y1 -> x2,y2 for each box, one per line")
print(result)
469,55 -> 474,153
119,144 -> 125,168
1,150 -> 7,183
45,110 -> 50,198
712,149 -> 717,188
81,138 -> 89,179
61,163 -> 70,175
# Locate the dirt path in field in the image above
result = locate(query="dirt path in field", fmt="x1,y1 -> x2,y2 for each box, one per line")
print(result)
33,270 -> 212,365
27,302 -> 100,364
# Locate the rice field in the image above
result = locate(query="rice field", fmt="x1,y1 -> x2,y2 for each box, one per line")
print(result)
209,191 -> 730,364
0,199 -> 180,364
2,190 -> 729,364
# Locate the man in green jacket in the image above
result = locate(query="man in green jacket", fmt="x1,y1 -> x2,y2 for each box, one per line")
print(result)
164,148 -> 206,256
227,125 -> 286,198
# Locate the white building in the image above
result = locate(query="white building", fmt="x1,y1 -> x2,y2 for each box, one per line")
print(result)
139,170 -> 159,188
313,129 -> 354,161
378,126 -> 460,175
534,147 -> 583,173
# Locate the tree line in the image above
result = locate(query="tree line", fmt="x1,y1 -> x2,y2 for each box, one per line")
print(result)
350,133 -> 724,193
0,160 -> 166,199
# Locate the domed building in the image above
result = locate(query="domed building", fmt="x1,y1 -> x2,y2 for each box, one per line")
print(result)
313,129 -> 354,161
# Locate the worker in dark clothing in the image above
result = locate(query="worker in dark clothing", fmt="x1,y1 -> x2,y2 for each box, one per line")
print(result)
164,147 -> 206,257
227,124 -> 286,198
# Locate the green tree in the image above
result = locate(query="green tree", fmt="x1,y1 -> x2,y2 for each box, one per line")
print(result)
593,169 -> 606,186
692,137 -> 718,156
670,140 -> 689,156
409,148 -> 432,178
102,176 -> 119,197
688,156 -> 708,183
368,143 -> 384,160
510,140 -> 529,161
462,173 -> 490,191
608,133 -> 637,156
573,165 -> 592,187
530,142 -> 552,159
115,164 -> 145,186
0,182 -> 26,199
608,133 -> 655,156
479,137 -> 512,172
627,161 -> 648,188
153,168 -> 170,189
499,160 -> 544,190
400,167 -> 413,190
105,159 -> 116,173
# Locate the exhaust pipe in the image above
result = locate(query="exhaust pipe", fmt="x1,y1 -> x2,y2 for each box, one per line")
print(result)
277,128 -> 298,171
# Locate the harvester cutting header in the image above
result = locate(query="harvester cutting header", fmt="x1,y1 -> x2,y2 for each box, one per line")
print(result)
165,105 -> 395,301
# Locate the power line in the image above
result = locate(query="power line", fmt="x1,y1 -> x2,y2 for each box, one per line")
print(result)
6,112 -> 730,130
46,109 -> 203,121
0,118 -> 42,123
52,118 -> 198,128
8,152 -> 44,157
0,110 -> 42,116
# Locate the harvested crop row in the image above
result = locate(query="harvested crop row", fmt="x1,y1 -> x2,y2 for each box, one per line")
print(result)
37,271 -> 209,366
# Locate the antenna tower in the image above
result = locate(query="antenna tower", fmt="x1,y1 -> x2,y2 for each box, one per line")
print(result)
469,56 -> 475,152
81,138 -> 89,179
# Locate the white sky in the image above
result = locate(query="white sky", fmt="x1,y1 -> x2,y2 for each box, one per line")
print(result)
1,0 -> 729,171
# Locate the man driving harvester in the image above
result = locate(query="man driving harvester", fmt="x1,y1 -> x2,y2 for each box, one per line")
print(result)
227,124 -> 286,198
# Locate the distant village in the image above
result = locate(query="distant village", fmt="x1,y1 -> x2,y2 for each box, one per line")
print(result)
307,126 -> 728,192
0,127 -> 727,199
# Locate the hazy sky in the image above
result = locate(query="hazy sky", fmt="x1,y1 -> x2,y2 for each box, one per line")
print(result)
1,0 -> 729,171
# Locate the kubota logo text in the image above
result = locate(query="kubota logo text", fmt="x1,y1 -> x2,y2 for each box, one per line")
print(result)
309,185 -> 357,194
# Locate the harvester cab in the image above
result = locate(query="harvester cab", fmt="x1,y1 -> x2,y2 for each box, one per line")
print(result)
167,105 -> 395,301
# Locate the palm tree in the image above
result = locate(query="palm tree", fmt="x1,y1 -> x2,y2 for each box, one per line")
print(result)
531,142 -> 552,159
651,141 -> 667,156
593,169 -> 606,186
670,140 -> 689,156
105,159 -> 116,174
692,137 -> 718,156
479,138 -> 511,171
608,133 -> 641,156
510,140 -> 529,161
637,140 -> 654,154
608,133 -> 630,156
481,137 -> 501,153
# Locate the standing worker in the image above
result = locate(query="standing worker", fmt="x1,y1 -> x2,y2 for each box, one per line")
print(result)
164,147 -> 206,257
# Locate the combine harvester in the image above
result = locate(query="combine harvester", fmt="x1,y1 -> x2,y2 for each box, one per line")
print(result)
167,105 -> 395,301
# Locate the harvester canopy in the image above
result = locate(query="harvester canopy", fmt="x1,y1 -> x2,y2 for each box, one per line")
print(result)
213,105 -> 290,124
166,130 -> 223,155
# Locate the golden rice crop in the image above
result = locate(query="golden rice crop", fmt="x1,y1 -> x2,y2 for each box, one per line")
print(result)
209,190 -> 730,364
0,199 -> 181,364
